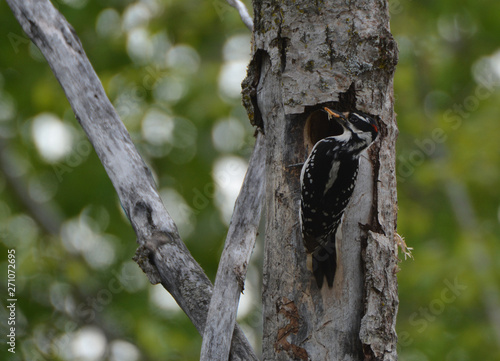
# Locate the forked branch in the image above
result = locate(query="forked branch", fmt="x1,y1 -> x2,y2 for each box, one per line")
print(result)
5,0 -> 258,359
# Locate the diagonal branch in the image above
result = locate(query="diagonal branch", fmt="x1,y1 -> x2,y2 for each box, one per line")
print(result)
200,132 -> 265,361
5,1 -> 257,359
227,0 -> 254,31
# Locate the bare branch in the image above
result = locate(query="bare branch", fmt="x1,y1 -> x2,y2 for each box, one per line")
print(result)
200,132 -> 265,361
227,0 -> 253,31
5,1 -> 257,359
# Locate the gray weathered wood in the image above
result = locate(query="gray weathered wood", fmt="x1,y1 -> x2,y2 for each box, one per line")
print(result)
242,0 -> 399,359
5,1 -> 258,359
200,132 -> 265,361
226,0 -> 254,31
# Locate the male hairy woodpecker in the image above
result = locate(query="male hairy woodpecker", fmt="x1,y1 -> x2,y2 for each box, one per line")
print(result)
300,107 -> 378,288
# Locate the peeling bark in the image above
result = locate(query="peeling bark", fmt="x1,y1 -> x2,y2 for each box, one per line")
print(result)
243,0 -> 399,359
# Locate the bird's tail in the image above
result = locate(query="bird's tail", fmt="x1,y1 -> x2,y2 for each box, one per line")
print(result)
312,242 -> 337,288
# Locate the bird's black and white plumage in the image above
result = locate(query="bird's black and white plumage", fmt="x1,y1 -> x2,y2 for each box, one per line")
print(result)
300,107 -> 378,288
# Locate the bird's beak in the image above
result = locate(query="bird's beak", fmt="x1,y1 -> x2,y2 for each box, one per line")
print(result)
323,107 -> 348,127
323,107 -> 342,118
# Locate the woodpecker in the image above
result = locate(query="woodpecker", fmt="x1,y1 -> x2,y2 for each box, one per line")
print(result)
300,107 -> 378,288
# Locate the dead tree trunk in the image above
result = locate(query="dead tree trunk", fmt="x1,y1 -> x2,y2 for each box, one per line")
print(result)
243,1 -> 399,360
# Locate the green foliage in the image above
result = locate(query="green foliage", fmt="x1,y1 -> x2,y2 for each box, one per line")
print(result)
393,0 -> 500,359
0,0 -> 499,360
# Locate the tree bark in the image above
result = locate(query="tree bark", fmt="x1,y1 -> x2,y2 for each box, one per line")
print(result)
243,1 -> 399,360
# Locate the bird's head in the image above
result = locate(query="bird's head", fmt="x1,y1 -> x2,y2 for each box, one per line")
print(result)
323,107 -> 378,145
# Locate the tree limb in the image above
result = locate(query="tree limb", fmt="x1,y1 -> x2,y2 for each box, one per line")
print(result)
200,132 -> 265,361
5,1 -> 257,359
226,0 -> 253,31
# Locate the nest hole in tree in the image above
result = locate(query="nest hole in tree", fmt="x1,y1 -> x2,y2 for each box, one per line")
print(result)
303,108 -> 344,153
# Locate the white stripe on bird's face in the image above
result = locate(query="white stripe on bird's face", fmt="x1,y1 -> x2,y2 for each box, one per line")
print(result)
351,112 -> 370,123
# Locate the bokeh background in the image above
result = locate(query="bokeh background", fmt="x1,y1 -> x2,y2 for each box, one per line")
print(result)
0,0 -> 499,360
